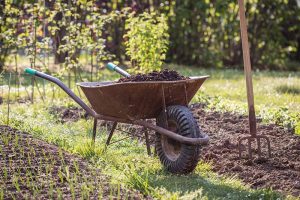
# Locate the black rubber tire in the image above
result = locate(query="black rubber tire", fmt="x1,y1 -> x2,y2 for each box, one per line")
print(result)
155,105 -> 202,174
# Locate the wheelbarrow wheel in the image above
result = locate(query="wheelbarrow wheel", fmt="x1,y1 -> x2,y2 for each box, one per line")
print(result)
155,105 -> 202,174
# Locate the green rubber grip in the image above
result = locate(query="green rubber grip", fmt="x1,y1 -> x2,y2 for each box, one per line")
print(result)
106,62 -> 117,71
24,68 -> 37,75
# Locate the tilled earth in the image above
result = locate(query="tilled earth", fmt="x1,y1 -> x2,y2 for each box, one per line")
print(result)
190,103 -> 300,197
49,105 -> 300,197
0,125 -> 147,199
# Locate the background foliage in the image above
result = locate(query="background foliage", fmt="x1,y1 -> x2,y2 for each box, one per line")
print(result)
0,0 -> 299,72
124,12 -> 169,73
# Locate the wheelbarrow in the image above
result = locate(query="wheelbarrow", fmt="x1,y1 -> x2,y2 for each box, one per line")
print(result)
24,67 -> 209,174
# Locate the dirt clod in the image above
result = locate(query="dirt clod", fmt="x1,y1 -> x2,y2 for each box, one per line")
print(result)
48,106 -> 89,123
253,157 -> 268,164
118,69 -> 189,82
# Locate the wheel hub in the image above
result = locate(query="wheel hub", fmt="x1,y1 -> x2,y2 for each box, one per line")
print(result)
161,121 -> 182,161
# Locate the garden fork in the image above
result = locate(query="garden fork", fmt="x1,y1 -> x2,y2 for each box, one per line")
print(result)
237,0 -> 271,159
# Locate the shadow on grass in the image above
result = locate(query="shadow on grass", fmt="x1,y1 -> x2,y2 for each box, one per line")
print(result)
276,84 -> 300,95
144,170 -> 281,199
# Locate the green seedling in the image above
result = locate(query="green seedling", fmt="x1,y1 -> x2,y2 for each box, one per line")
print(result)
109,186 -> 114,200
81,182 -> 91,199
3,167 -> 8,181
73,160 -> 79,174
26,138 -> 30,147
117,183 -> 121,200
58,149 -> 65,166
56,188 -> 63,199
97,185 -> 103,199
9,193 -> 16,200
25,170 -> 31,187
69,181 -> 75,200
0,189 -> 4,200
1,135 -> 9,146
64,166 -> 71,183
20,146 -> 25,157
29,146 -> 36,157
58,168 -> 64,183
14,134 -> 19,148
12,174 -> 21,192
49,181 -> 54,199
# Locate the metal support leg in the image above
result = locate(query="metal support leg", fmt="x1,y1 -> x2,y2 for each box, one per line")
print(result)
92,118 -> 97,143
106,122 -> 117,146
161,85 -> 168,128
144,128 -> 151,156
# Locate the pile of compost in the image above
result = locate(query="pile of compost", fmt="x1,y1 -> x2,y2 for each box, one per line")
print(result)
118,69 -> 189,82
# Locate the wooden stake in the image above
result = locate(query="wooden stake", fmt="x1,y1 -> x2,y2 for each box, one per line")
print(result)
238,0 -> 257,136
7,73 -> 11,125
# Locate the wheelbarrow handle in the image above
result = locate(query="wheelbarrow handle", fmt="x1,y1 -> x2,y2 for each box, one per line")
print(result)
106,62 -> 131,78
24,68 -> 96,117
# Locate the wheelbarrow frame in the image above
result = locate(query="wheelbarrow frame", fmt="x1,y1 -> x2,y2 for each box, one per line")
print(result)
25,68 -> 209,148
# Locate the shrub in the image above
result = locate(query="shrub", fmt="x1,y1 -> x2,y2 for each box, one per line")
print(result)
124,12 -> 169,73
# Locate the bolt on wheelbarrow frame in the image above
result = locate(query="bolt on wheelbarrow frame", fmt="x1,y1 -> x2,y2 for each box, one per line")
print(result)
24,68 -> 209,146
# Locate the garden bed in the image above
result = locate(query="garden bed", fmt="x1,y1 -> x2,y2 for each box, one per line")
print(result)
0,125 -> 148,199
190,103 -> 300,197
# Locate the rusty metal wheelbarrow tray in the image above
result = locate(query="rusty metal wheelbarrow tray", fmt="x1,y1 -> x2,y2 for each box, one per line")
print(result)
24,68 -> 209,146
78,76 -> 208,120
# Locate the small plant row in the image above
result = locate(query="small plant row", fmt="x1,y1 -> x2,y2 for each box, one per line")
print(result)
0,125 -> 143,199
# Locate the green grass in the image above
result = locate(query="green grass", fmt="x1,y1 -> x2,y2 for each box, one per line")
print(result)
0,101 -> 297,199
168,64 -> 300,134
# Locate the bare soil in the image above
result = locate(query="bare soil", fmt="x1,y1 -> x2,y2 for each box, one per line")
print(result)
118,69 -> 189,82
190,103 -> 300,197
0,125 -> 148,199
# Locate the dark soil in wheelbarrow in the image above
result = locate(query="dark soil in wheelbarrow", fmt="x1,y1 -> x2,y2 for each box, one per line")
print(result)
0,125 -> 149,199
118,69 -> 189,82
190,103 -> 300,197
